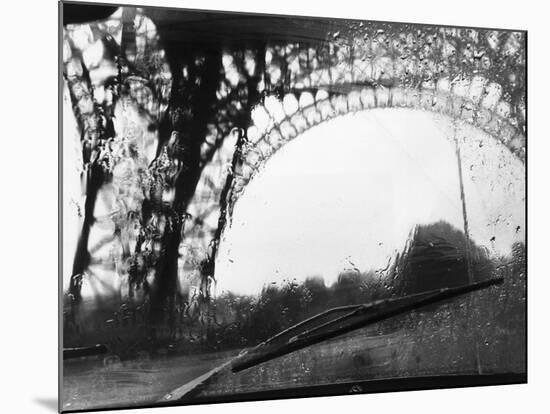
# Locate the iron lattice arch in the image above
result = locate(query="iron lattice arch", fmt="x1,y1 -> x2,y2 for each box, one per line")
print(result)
200,23 -> 526,273
232,78 -> 524,204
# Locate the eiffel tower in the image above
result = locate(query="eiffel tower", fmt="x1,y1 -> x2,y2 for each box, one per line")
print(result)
61,4 -> 525,340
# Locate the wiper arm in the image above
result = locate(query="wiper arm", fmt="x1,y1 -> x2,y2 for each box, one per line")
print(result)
231,277 -> 503,373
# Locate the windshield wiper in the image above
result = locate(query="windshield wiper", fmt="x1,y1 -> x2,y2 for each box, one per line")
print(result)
63,344 -> 109,360
231,277 -> 503,373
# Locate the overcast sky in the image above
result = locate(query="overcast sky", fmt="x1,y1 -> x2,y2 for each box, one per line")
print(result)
215,109 -> 525,296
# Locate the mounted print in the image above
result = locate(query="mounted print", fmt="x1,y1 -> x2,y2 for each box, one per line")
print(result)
60,1 -> 526,412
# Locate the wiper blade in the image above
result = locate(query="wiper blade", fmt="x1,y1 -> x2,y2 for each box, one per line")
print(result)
231,277 -> 503,373
63,344 -> 109,360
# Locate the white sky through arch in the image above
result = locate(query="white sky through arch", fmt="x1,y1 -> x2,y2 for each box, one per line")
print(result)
215,109 -> 525,296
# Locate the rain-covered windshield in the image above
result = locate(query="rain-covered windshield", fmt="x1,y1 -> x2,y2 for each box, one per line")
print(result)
61,3 -> 525,411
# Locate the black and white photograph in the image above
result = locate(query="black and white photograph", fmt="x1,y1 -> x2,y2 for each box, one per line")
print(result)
59,1 -> 526,412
